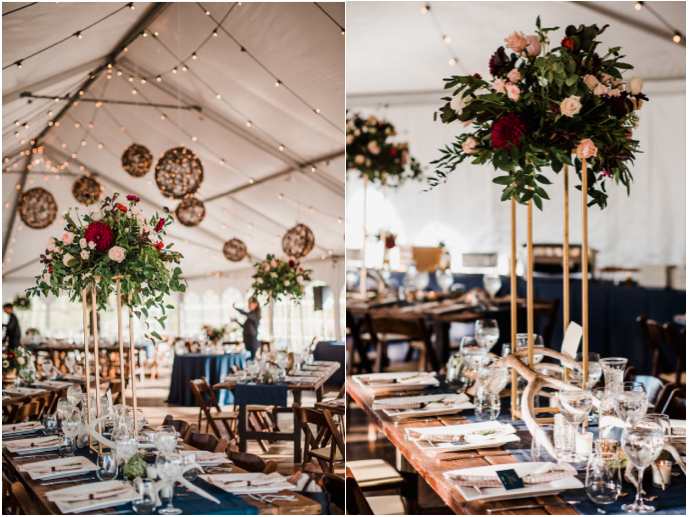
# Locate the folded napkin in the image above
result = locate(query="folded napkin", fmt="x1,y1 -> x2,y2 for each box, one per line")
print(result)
4,387 -> 46,396
210,472 -> 285,489
194,452 -> 229,463
3,421 -> 42,433
373,393 -> 469,411
407,430 -> 467,443
47,485 -> 131,503
5,436 -> 62,451
283,376 -> 317,383
447,463 -> 577,488
672,427 -> 686,437
18,457 -> 90,474
359,372 -> 437,386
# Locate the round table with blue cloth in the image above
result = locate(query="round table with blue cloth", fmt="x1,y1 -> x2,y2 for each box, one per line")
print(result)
167,352 -> 249,407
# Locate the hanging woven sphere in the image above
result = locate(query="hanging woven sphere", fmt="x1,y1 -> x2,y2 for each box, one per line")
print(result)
223,238 -> 247,262
155,147 -> 203,200
175,197 -> 206,227
121,144 -> 153,177
282,223 -> 315,258
17,188 -> 58,229
72,175 -> 103,205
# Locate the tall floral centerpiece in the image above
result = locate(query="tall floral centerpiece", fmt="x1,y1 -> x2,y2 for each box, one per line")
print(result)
431,19 -> 647,422
251,254 -> 312,345
2,346 -> 32,383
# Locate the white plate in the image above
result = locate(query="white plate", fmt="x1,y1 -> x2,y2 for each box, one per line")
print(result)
407,421 -> 519,454
47,480 -> 138,514
444,462 -> 583,502
23,456 -> 98,481
180,449 -> 229,466
2,421 -> 44,437
199,473 -> 295,494
5,435 -> 62,454
377,394 -> 474,420
353,372 -> 439,392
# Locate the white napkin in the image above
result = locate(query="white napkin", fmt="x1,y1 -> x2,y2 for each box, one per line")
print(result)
447,462 -> 577,488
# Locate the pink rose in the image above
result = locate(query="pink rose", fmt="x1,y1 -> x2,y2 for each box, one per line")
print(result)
46,237 -> 58,253
80,250 -> 90,260
608,88 -> 621,97
462,120 -> 472,128
492,79 -> 506,93
263,263 -> 270,272
296,275 -> 304,284
462,137 -> 479,155
354,155 -> 365,165
284,280 -> 290,286
88,241 -> 96,250
583,75 -> 598,89
576,139 -> 598,160
257,277 -> 264,284
593,84 -> 608,97
79,238 -> 87,248
504,31 -> 528,52
270,260 -> 278,268
108,246 -> 126,263
507,69 -> 522,83
367,141 -> 381,155
523,35 -> 541,57
62,231 -> 75,245
346,134 -> 354,145
612,78 -> 623,88
560,96 -> 582,117
43,272 -> 51,284
505,83 -> 520,101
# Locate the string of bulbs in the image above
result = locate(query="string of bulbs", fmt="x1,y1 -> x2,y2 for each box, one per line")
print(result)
634,2 -> 683,44
314,2 -> 345,35
2,2 -> 136,70
2,2 -> 38,17
420,3 -> 469,72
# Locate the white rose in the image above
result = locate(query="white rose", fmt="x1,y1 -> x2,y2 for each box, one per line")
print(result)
257,278 -> 264,284
108,246 -> 126,263
450,92 -> 471,116
63,253 -> 75,267
130,206 -> 141,215
263,264 -> 270,272
88,241 -> 96,250
17,357 -> 25,366
296,275 -> 304,284
80,250 -> 90,260
46,237 -> 58,252
64,275 -> 72,283
136,213 -> 145,223
626,77 -> 643,95
284,280 -> 290,286
560,96 -> 582,118
79,238 -> 87,248
89,207 -> 103,221
43,272 -> 51,283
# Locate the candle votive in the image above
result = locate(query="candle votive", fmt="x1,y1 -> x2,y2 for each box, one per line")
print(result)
594,438 -> 620,456
576,431 -> 594,457
652,460 -> 673,489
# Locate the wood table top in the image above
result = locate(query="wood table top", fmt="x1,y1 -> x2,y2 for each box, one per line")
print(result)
346,376 -> 580,515
213,361 -> 341,393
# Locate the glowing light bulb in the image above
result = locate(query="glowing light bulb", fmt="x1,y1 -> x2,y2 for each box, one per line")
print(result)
449,58 -> 457,65
157,76 -> 162,82
673,32 -> 682,43
246,121 -> 252,127
635,1 -> 643,10
421,5 -> 429,13
443,35 -> 451,44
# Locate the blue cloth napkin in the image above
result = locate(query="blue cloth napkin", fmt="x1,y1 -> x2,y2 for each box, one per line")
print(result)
234,383 -> 288,407
170,477 -> 259,515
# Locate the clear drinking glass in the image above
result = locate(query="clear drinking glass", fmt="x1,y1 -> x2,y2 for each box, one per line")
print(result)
62,413 -> 82,453
96,452 -> 119,481
155,425 -> 178,455
43,413 -> 59,435
585,452 -> 622,504
56,397 -> 75,420
476,366 -> 508,421
570,352 -> 602,389
621,422 -> 665,513
475,319 -> 500,350
66,385 -> 83,406
643,414 -> 671,440
132,479 -> 157,514
116,436 -> 139,481
182,453 -> 198,481
531,424 -> 558,462
156,453 -> 183,515
458,337 -> 487,389
516,334 -> 545,364
483,274 -> 502,298
557,387 -> 593,463
613,382 -> 648,428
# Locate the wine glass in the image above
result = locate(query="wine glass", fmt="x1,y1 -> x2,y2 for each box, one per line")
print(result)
476,366 -> 508,420
96,452 -> 119,481
557,388 -> 593,463
483,274 -> 502,299
116,435 -> 139,481
643,414 -> 671,440
155,425 -> 178,455
66,384 -> 83,406
62,413 -> 82,455
516,333 -> 545,364
586,452 -> 622,504
613,382 -> 648,428
621,422 -> 665,513
156,453 -> 183,515
63,354 -> 76,374
569,352 -> 602,389
475,319 -> 500,350
56,397 -> 75,420
458,337 -> 487,388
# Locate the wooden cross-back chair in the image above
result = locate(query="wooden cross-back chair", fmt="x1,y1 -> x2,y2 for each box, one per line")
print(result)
637,315 -> 669,378
534,297 -> 560,349
186,431 -> 228,453
292,403 -> 345,474
225,444 -> 278,474
11,392 -> 54,424
162,415 -> 198,443
663,322 -> 686,386
365,315 -> 441,373
661,387 -> 687,419
189,378 -> 238,441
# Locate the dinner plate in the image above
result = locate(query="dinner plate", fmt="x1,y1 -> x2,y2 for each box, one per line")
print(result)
2,421 -> 44,437
352,372 -> 439,392
180,449 -> 229,466
444,462 -> 583,502
406,421 -> 519,454
199,473 -> 295,494
5,435 -> 62,454
47,480 -> 138,514
377,393 -> 474,420
23,456 -> 98,481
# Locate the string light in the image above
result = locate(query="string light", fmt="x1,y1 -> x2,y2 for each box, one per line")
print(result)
421,4 -> 429,13
76,31 -> 82,39
213,30 -> 218,37
246,121 -> 252,127
673,32 -> 682,43
192,52 -> 197,59
635,1 -> 643,9
443,35 -> 451,44
156,75 -> 162,82
128,75 -> 134,82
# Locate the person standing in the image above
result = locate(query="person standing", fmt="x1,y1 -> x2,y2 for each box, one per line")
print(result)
3,303 -> 21,350
234,299 -> 261,360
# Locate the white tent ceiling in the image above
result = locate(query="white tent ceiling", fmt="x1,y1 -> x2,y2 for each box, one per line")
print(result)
2,2 -> 345,285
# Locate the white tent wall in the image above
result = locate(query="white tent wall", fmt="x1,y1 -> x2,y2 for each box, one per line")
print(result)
347,78 -> 686,271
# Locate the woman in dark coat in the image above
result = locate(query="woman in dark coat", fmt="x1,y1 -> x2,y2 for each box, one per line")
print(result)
3,303 -> 21,350
234,299 -> 261,360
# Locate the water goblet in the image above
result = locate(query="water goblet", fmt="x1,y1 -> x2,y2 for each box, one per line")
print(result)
613,382 -> 648,428
570,352 -> 602,389
155,425 -> 178,455
96,452 -> 119,481
56,397 -> 75,420
621,422 -> 665,513
62,413 -> 82,454
643,414 -> 671,440
116,435 -> 139,481
585,452 -> 622,504
156,453 -> 183,515
516,334 -> 545,364
458,337 -> 487,388
475,319 -> 500,350
557,387 -> 593,463
66,384 -> 82,406
483,273 -> 502,298
476,366 -> 508,421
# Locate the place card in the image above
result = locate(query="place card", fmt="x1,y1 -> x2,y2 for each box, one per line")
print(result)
560,322 -> 582,359
496,469 -> 524,490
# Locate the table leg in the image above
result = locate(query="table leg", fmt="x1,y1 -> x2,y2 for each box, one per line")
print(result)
293,391 -> 302,463
435,321 -> 450,364
396,449 -> 420,514
238,404 -> 248,453
316,385 -> 323,402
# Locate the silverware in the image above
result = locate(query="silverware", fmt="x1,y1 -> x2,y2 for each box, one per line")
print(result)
437,452 -> 513,461
486,501 -> 579,513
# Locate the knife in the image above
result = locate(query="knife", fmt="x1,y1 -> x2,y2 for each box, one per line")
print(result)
486,501 -> 579,513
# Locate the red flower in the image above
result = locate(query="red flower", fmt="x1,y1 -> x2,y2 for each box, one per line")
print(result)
8,352 -> 15,361
116,203 -> 127,213
473,73 -> 482,80
155,219 -> 165,233
389,147 -> 399,158
491,113 -> 528,151
561,37 -> 575,52
48,265 -> 53,273
385,235 -> 396,249
126,195 -> 140,203
84,222 -> 114,251
289,259 -> 296,267
155,241 -> 164,251
299,267 -> 303,272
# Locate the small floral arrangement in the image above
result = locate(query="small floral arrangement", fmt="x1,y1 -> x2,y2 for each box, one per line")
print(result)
432,18 -> 646,210
2,346 -> 31,376
203,325 -> 226,344
25,328 -> 40,336
374,232 -> 397,249
25,193 -> 187,342
346,113 -> 424,186
11,294 -> 31,311
251,254 -> 313,303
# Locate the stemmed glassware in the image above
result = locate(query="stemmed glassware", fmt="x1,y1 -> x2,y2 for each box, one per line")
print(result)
476,366 -> 508,421
557,387 -> 593,463
585,452 -> 622,504
613,382 -> 648,428
516,334 -> 545,364
156,453 -> 183,515
621,421 -> 665,513
474,319 -> 500,351
62,413 -> 82,456
115,434 -> 139,481
155,425 -> 178,455
483,274 -> 502,299
66,385 -> 83,406
56,397 -> 75,420
569,352 -> 603,389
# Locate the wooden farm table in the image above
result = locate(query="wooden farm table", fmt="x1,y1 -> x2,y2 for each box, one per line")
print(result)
346,376 -> 579,515
213,361 -> 341,463
2,438 -> 321,515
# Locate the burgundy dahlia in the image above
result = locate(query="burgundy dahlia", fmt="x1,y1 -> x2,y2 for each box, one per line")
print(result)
155,219 -> 165,233
605,96 -> 628,119
488,47 -> 513,77
84,222 -> 114,251
126,195 -> 140,203
491,113 -> 528,151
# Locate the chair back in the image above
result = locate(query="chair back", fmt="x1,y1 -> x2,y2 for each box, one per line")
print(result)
624,368 -> 666,406
321,472 -> 345,512
663,322 -> 686,385
345,467 -> 375,515
187,431 -> 228,453
346,310 -> 373,374
13,392 -> 53,423
661,388 -> 687,419
637,316 -> 666,377
366,315 -> 440,372
189,378 -> 223,437
162,415 -> 197,443
292,403 -> 345,473
226,448 -> 278,474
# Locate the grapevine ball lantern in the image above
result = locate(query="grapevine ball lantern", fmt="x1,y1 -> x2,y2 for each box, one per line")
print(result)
155,147 -> 204,200
121,144 -> 153,177
17,187 -> 58,229
223,238 -> 247,262
72,175 -> 103,205
175,197 -> 206,227
282,223 -> 315,258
